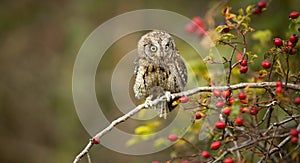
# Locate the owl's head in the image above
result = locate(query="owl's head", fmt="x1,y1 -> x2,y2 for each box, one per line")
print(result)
137,30 -> 177,62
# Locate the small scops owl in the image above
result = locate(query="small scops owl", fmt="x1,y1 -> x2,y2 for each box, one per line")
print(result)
133,30 -> 188,118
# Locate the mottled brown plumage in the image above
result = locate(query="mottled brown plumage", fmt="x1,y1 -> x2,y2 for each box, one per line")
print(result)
133,30 -> 188,118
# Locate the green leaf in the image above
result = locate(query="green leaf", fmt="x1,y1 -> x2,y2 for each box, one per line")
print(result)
251,30 -> 272,44
238,8 -> 244,16
246,5 -> 255,14
135,125 -> 152,134
153,138 -> 167,148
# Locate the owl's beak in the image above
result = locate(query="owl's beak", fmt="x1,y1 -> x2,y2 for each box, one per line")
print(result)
159,50 -> 164,58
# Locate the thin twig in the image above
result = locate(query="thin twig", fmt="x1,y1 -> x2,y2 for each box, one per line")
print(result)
73,82 -> 300,162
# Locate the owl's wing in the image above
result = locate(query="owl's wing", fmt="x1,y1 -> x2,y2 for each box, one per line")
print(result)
133,58 -> 139,77
172,54 -> 188,91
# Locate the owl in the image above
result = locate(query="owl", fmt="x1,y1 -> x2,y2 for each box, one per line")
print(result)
133,30 -> 188,119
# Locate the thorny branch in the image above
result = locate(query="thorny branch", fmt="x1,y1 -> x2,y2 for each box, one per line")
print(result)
73,82 -> 300,163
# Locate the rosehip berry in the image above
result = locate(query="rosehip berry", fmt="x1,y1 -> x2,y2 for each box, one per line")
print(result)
276,81 -> 282,87
289,34 -> 298,43
238,92 -> 247,100
92,138 -> 100,144
240,60 -> 247,66
224,158 -> 235,163
202,151 -> 210,158
228,97 -> 235,105
234,117 -> 243,126
240,66 -> 248,73
294,97 -> 300,104
193,17 -> 204,27
223,107 -> 232,115
168,134 -> 178,141
253,7 -> 262,15
276,86 -> 282,94
273,38 -> 283,47
152,161 -> 160,163
289,11 -> 299,19
215,120 -> 226,129
250,108 -> 259,115
287,41 -> 296,48
291,136 -> 298,143
211,141 -> 221,150
185,24 -> 197,33
236,53 -> 243,61
290,129 -> 300,137
258,1 -> 267,9
222,90 -> 231,99
213,89 -> 221,97
195,113 -> 202,119
216,100 -> 225,108
262,60 -> 271,69
289,48 -> 297,55
222,27 -> 230,33
178,96 -> 189,103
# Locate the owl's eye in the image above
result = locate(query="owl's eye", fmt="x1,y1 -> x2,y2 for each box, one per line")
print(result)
150,45 -> 157,52
165,43 -> 170,51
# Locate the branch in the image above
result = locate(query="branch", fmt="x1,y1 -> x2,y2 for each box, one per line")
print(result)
73,82 -> 300,162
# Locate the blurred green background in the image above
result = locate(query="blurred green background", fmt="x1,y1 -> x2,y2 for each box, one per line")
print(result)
1,0 -> 299,163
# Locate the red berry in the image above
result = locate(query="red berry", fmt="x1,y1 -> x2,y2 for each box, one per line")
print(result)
228,97 -> 235,105
276,81 -> 282,87
222,90 -> 231,99
152,161 -> 160,163
215,120 -> 226,129
289,48 -> 297,55
222,27 -> 230,33
193,17 -> 205,27
202,151 -> 210,158
181,161 -> 188,163
240,66 -> 248,73
258,1 -> 267,8
216,100 -> 225,108
289,34 -> 298,43
253,7 -> 262,15
291,136 -> 298,143
213,89 -> 221,97
211,141 -> 221,150
92,138 -> 100,144
290,129 -> 300,137
236,53 -> 243,61
234,117 -> 243,126
273,38 -> 283,47
287,41 -> 296,48
185,24 -> 197,33
289,11 -> 299,19
178,96 -> 189,103
240,60 -> 247,66
250,108 -> 259,115
223,107 -> 232,115
238,92 -> 247,100
224,158 -> 235,163
294,97 -> 300,104
262,60 -> 271,69
168,134 -> 178,141
195,113 -> 202,119
276,86 -> 282,94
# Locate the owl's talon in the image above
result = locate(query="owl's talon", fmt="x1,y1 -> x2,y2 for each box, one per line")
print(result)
144,97 -> 153,109
165,91 -> 175,102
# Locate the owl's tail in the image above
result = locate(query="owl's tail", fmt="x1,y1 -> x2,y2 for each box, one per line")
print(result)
147,86 -> 179,119
153,97 -> 179,119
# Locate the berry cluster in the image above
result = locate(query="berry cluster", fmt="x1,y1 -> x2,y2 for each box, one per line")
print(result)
253,1 -> 267,15
185,17 -> 207,36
